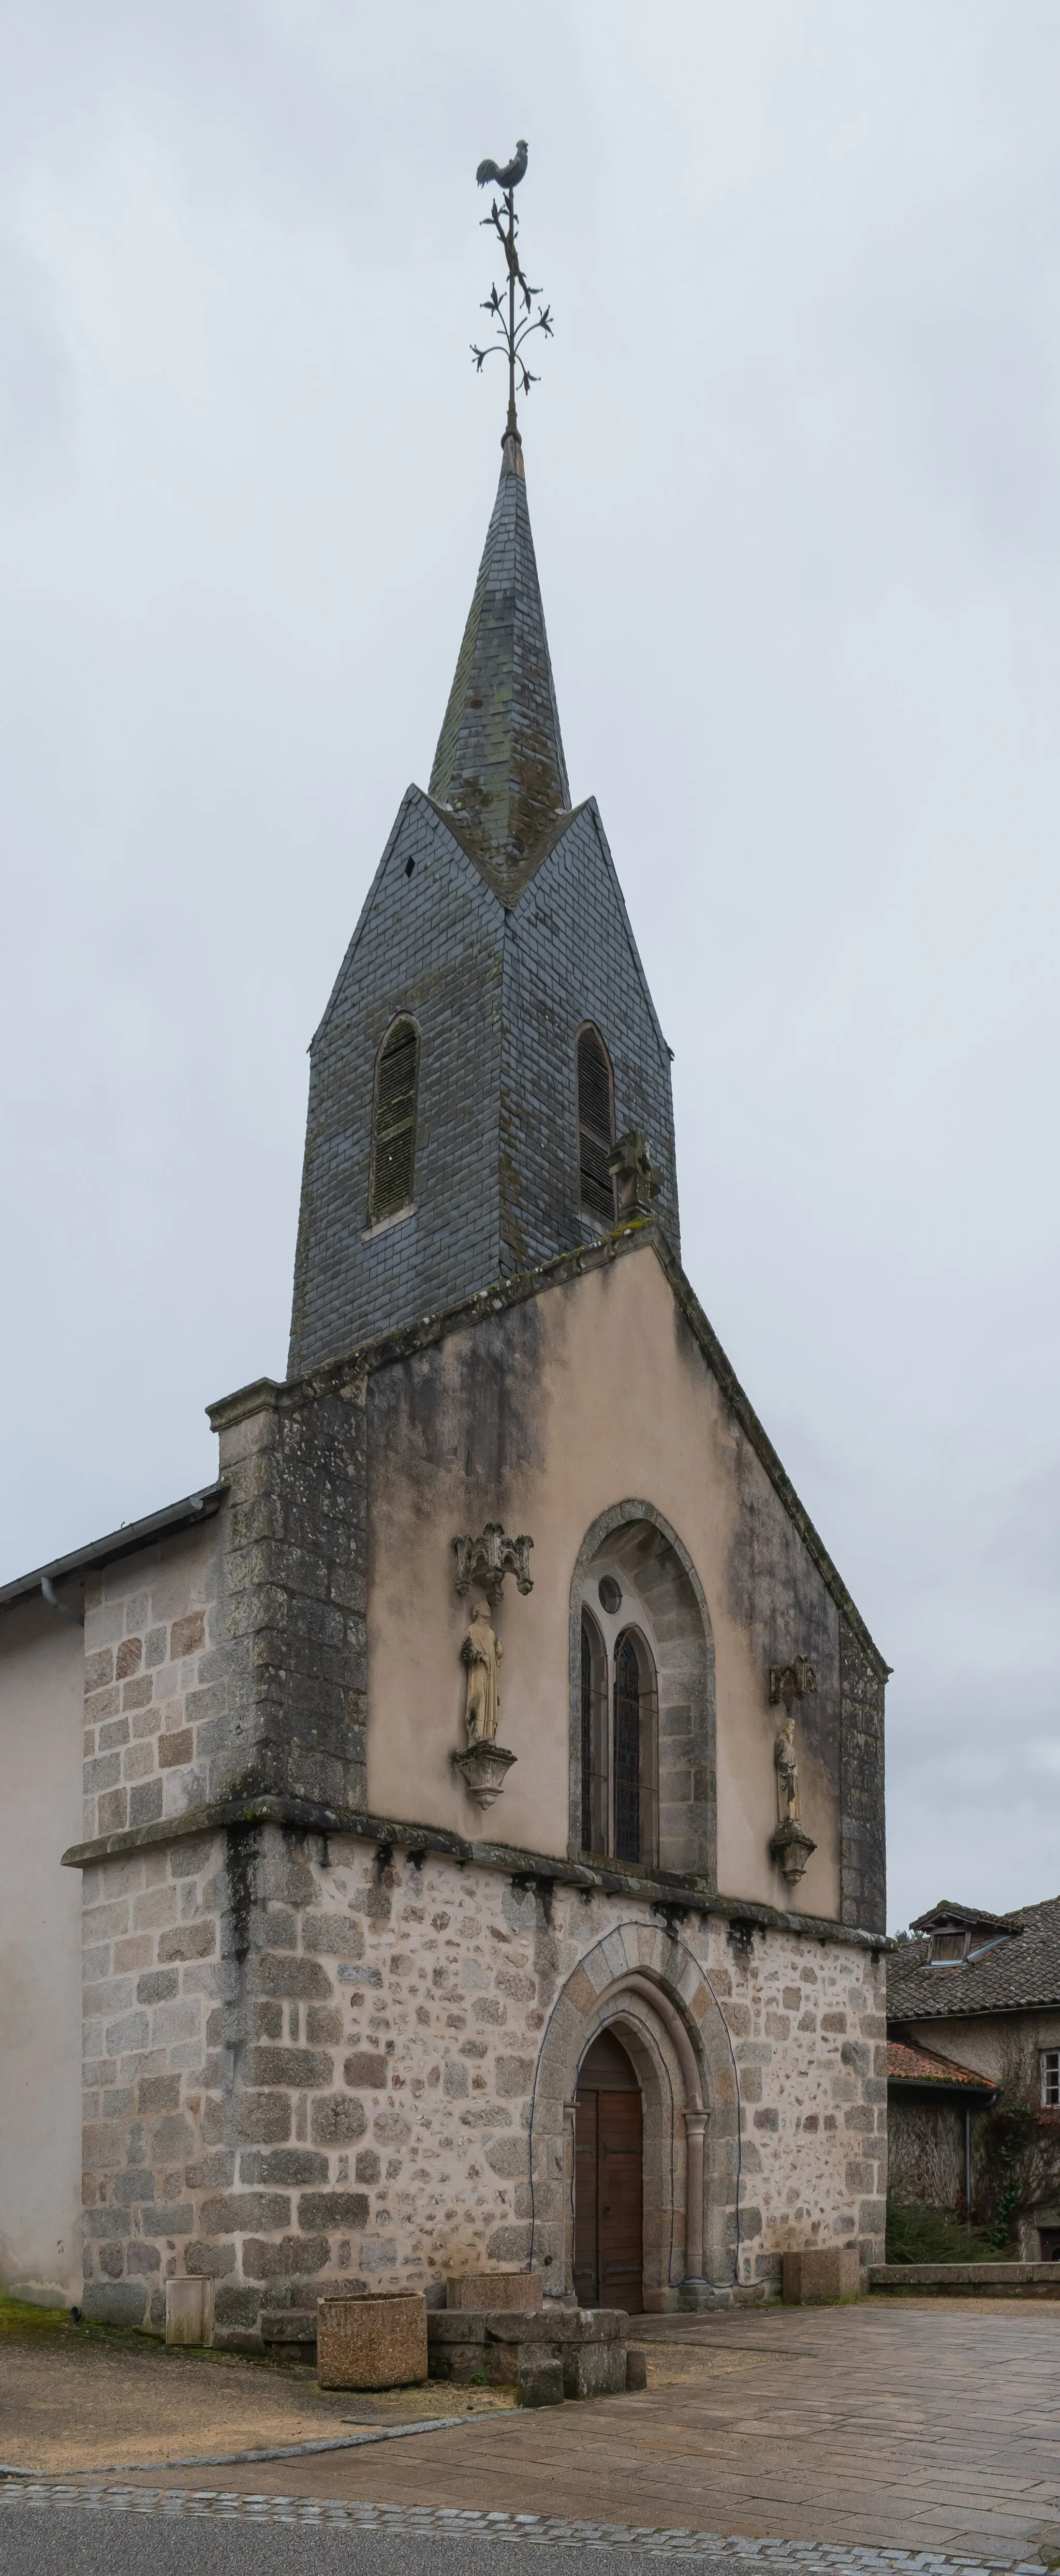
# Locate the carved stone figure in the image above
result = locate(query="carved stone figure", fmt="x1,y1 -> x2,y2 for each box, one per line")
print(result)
461,1599 -> 503,1745
608,1128 -> 661,1221
774,1714 -> 801,1824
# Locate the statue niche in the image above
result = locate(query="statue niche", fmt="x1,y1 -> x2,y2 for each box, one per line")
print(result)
451,1528 -> 532,1812
767,1659 -> 817,1887
462,1598 -> 503,1744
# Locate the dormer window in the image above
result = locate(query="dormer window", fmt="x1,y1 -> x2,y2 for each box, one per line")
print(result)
577,1026 -> 615,1223
918,1906 -> 1020,1966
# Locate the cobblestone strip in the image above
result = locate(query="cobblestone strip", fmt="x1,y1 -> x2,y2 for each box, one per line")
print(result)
0,2484 -> 1045,2572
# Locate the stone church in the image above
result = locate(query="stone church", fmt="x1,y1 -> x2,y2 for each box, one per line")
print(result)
0,417 -> 889,2343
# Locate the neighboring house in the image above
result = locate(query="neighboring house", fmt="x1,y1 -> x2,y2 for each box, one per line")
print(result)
888,1899 -> 1060,2256
886,2038 -> 995,2216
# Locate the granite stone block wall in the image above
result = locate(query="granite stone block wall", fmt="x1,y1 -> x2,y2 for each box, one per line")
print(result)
79,1830 -> 886,2336
81,1527 -> 225,1844
839,1621 -> 887,1936
80,1375 -> 369,1845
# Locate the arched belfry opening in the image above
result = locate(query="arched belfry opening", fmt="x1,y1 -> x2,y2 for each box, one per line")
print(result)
574,2028 -> 644,2312
570,1503 -> 715,1884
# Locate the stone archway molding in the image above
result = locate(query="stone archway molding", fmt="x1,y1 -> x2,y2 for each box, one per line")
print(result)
528,1921 -> 740,2301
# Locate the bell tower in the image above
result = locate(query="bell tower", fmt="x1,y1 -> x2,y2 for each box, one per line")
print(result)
287,164 -> 678,1378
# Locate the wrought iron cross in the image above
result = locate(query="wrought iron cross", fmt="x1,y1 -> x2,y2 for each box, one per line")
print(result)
471,138 -> 553,435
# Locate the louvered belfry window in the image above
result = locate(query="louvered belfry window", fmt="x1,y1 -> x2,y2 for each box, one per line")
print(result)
577,1026 -> 615,1221
370,1020 -> 418,1223
614,1632 -> 641,1864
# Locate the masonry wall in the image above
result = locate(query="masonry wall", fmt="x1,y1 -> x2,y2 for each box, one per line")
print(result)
78,1828 -> 886,2336
896,2011 -> 1060,2095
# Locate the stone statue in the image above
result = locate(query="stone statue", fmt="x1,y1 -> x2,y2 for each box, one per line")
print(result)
461,1599 -> 503,1745
775,1715 -> 801,1824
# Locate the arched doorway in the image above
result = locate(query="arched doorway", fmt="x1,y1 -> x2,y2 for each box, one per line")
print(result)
573,2028 -> 644,2313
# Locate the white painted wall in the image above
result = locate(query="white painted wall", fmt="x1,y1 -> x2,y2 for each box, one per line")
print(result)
0,1596 -> 84,2306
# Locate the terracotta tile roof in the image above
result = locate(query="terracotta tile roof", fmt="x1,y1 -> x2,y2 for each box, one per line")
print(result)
887,2038 -> 996,2093
888,1895 -> 1060,2019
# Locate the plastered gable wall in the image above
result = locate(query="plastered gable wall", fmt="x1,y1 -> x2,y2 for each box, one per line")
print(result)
366,1237 -> 859,1920
0,1599 -> 83,2304
499,803 -> 679,1274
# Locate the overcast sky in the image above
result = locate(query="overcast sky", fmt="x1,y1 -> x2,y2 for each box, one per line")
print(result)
3,1 -> 1058,1931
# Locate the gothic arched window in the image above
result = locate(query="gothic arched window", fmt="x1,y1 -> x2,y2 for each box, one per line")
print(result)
613,1632 -> 642,1863
612,1628 -> 658,1867
370,1019 -> 419,1224
580,1613 -> 607,1855
577,1026 -> 615,1223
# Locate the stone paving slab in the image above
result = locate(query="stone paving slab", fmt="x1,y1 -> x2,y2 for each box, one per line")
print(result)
1,2299 -> 1059,2566
68,2300 -> 1060,2565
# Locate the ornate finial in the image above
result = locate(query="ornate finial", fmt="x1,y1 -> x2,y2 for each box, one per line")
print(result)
470,139 -> 553,439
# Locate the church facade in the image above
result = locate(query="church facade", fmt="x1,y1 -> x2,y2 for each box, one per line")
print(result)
0,426 -> 889,2339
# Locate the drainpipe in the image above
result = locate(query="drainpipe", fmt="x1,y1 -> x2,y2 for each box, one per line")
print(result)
965,2108 -> 973,2219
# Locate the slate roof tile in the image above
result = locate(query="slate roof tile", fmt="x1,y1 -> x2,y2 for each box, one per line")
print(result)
888,1896 -> 1060,2019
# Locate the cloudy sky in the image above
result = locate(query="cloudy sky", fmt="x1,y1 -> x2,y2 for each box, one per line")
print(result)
3,1 -> 1058,1930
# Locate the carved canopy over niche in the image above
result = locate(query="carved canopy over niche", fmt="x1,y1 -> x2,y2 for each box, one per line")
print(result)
453,1522 -> 534,1606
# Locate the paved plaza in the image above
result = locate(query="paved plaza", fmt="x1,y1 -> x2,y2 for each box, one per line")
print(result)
2,2299 -> 1059,2569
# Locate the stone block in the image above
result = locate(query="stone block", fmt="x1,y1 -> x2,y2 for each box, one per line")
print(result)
626,2346 -> 648,2390
166,2278 -> 215,2346
446,2271 -> 543,2310
317,2292 -> 428,2389
783,2246 -> 860,2304
516,2357 -> 564,2406
561,2339 -> 627,2398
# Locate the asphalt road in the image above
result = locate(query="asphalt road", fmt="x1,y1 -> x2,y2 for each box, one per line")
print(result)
0,2511 -> 740,2576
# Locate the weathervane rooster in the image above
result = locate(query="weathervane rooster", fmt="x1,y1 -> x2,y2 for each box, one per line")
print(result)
471,138 -> 552,437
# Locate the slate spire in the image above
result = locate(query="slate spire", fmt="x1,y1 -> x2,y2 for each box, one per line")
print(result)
429,431 -> 571,899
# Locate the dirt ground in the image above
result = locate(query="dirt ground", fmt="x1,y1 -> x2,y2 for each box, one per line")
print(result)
4,2294 -> 1060,2561
0,2294 -> 514,2474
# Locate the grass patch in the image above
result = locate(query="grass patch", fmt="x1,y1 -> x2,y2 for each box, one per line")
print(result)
0,2292 -> 73,2339
885,2201 -> 993,2264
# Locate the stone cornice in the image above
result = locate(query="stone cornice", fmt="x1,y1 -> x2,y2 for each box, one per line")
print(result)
60,1789 -> 892,1952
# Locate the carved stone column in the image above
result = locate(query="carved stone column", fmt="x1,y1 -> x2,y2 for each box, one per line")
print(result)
562,2099 -> 577,2297
682,2106 -> 709,2283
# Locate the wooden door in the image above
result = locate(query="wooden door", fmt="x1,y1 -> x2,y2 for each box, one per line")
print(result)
573,2030 -> 643,2313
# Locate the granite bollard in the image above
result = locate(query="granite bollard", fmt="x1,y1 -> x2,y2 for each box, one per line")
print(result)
318,2292 -> 428,2389
783,2247 -> 860,2305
